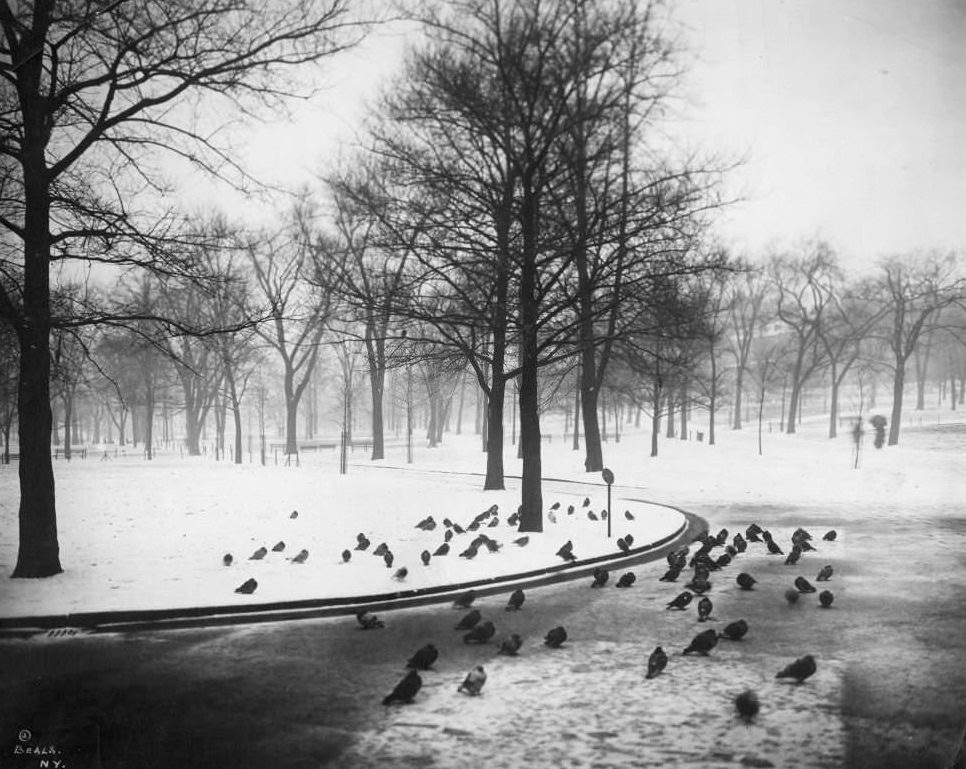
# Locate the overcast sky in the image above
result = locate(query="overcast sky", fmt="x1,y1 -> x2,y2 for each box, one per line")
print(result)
199,0 -> 966,274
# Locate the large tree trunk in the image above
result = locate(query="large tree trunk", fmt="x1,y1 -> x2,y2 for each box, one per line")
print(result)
369,366 -> 385,460
888,363 -> 905,446
284,367 -> 299,455
786,354 -> 804,434
733,365 -> 744,429
517,190 -> 542,533
650,382 -> 662,458
484,378 -> 506,490
227,371 -> 244,465
63,390 -> 73,461
580,357 -> 602,470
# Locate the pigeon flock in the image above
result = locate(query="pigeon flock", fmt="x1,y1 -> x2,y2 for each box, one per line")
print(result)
223,497 -> 838,724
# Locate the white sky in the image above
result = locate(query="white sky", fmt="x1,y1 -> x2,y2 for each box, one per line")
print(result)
188,0 -> 966,274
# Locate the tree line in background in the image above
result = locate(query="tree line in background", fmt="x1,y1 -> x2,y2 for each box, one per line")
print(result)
1,0 -> 964,578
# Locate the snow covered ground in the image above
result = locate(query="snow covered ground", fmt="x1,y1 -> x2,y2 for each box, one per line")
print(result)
0,408 -> 962,620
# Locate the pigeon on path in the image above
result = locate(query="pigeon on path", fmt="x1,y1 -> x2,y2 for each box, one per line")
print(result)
463,621 -> 496,644
645,646 -> 668,679
795,576 -> 817,593
591,568 -> 609,588
682,629 -> 719,656
666,591 -> 693,610
615,572 -> 636,588
719,619 -> 749,641
234,578 -> 257,595
291,549 -> 309,564
505,589 -> 525,611
736,573 -> 756,590
223,553 -> 233,567
544,626 -> 568,648
735,689 -> 760,723
697,596 -> 713,622
453,590 -> 477,609
406,644 -> 439,670
498,634 -> 523,656
823,530 -> 838,541
356,610 -> 384,630
816,565 -> 834,582
433,543 -> 450,557
457,665 -> 487,696
272,541 -> 286,553
819,590 -> 835,608
454,609 -> 482,630
249,547 -> 267,560
383,670 -> 421,705
776,654 -> 817,683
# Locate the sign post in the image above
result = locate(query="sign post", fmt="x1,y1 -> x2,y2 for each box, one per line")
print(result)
601,467 -> 615,539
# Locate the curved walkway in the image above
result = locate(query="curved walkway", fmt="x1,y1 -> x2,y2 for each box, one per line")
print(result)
0,504 -> 706,637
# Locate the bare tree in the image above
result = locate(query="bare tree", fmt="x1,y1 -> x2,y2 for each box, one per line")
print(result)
727,267 -> 769,429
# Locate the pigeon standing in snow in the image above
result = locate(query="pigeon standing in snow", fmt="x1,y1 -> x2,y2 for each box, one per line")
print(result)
697,596 -> 713,622
719,619 -> 749,641
341,549 -> 352,563
645,646 -> 668,679
615,572 -> 636,588
666,591 -> 693,610
819,590 -> 834,608
433,542 -> 450,557
223,553 -> 233,567
421,550 -> 432,566
582,497 -> 591,507
393,566 -> 408,581
682,628 -> 719,656
513,536 -> 530,547
785,588 -> 801,605
463,620 -> 496,644
384,551 -> 395,569
356,609 -> 384,630
776,654 -> 817,683
617,537 -> 630,553
406,644 -> 439,670
454,609 -> 482,630
272,541 -> 286,553
587,510 -> 599,521
550,502 -> 561,511
816,565 -> 833,581
498,634 -> 523,655
249,547 -> 267,560
355,536 -> 370,551
544,626 -> 568,648
453,590 -> 477,609
785,545 -> 802,566
591,568 -> 609,588
625,510 -> 635,520
735,689 -> 760,723
373,542 -> 389,557
823,530 -> 838,541
234,578 -> 257,594
505,589 -> 525,611
291,549 -> 309,564
457,665 -> 487,696
382,669 -> 421,705
794,576 -> 817,593
659,566 -> 682,582
289,510 -> 299,519
766,539 -> 784,556
736,572 -> 756,590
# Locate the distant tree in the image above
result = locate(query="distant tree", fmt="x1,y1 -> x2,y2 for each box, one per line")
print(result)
0,0 -> 361,577
876,253 -> 964,446
727,267 -> 769,429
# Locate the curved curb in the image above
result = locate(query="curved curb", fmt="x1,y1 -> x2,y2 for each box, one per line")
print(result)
0,508 -> 707,638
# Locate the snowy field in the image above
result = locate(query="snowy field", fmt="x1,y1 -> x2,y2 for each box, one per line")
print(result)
0,409 -> 962,620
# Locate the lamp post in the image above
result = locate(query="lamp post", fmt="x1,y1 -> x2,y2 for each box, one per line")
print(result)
602,467 -> 614,538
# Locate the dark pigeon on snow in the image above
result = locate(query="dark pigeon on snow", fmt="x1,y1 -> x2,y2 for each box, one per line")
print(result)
234,578 -> 257,595
625,510 -> 635,520
291,549 -> 309,564
659,566 -> 682,582
697,596 -> 714,622
457,665 -> 487,696
615,572 -> 636,588
341,549 -> 352,563
591,567 -> 609,588
819,589 -> 834,608
682,628 -> 718,656
383,551 -> 395,569
223,553 -> 233,567
816,564 -> 833,582
617,537 -> 630,553
513,536 -> 530,547
719,619 -> 749,641
289,510 -> 299,519
373,542 -> 389,557
249,547 -> 267,560
776,654 -> 817,683
406,643 -> 439,670
582,497 -> 591,508
785,545 -> 802,566
421,550 -> 432,566
646,646 -> 668,679
587,510 -> 599,521
393,566 -> 408,581
355,536 -> 370,552
736,572 -> 756,590
498,634 -> 523,656
453,590 -> 477,609
272,541 -> 285,553
794,576 -> 817,593
433,542 -> 450,557
822,530 -> 838,541
666,591 -> 693,610
766,539 -> 784,556
382,669 -> 421,705
544,626 -> 568,648
735,689 -> 760,723
505,589 -> 525,611
463,620 -> 496,644
454,609 -> 482,630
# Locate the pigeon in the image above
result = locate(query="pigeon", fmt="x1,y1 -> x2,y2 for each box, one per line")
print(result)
289,510 -> 299,519
795,576 -> 817,593
697,596 -> 713,622
382,669 -> 422,705
272,541 -> 285,552
733,534 -> 747,553
682,628 -> 719,656
582,497 -> 591,507
544,626 -> 568,648
624,534 -> 634,547
816,565 -> 833,582
234,578 -> 257,594
785,546 -> 802,566
736,572 -> 756,590
776,654 -> 817,683
249,547 -> 267,560
467,520 -> 482,532
393,566 -> 408,581
766,539 -> 784,556
341,549 -> 352,563
223,553 -> 233,567
617,537 -> 630,553
444,529 -> 454,543
421,550 -> 432,566
666,591 -> 693,610
463,620 -> 496,644
384,551 -> 395,569
719,619 -> 749,641
587,510 -> 599,521
659,566 -> 682,582
452,523 -> 465,534
373,542 -> 389,557
792,527 -> 813,543
291,549 -> 309,564
646,646 -> 668,679
556,541 -> 574,558
457,665 -> 487,696
567,505 -> 575,514
498,634 -> 523,656
550,502 -> 561,511
785,588 -> 801,605
513,536 -> 530,547
433,542 -> 450,557
505,589 -> 525,611
686,578 -> 712,595
745,528 -> 762,543
591,568 -> 609,588
615,572 -> 636,588
625,510 -> 635,520
715,528 -> 729,545
355,536 -> 370,551
488,516 -> 499,528
601,509 -> 608,520
454,609 -> 482,630
735,689 -> 760,723
557,549 -> 577,563
459,545 -> 479,559
356,609 -> 384,630
507,513 -> 520,527
482,538 -> 502,553
823,530 -> 838,541
453,590 -> 477,609
715,553 -> 733,569
819,589 -> 834,608
406,643 -> 439,670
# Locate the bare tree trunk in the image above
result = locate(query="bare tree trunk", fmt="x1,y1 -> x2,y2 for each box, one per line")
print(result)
888,365 -> 905,446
